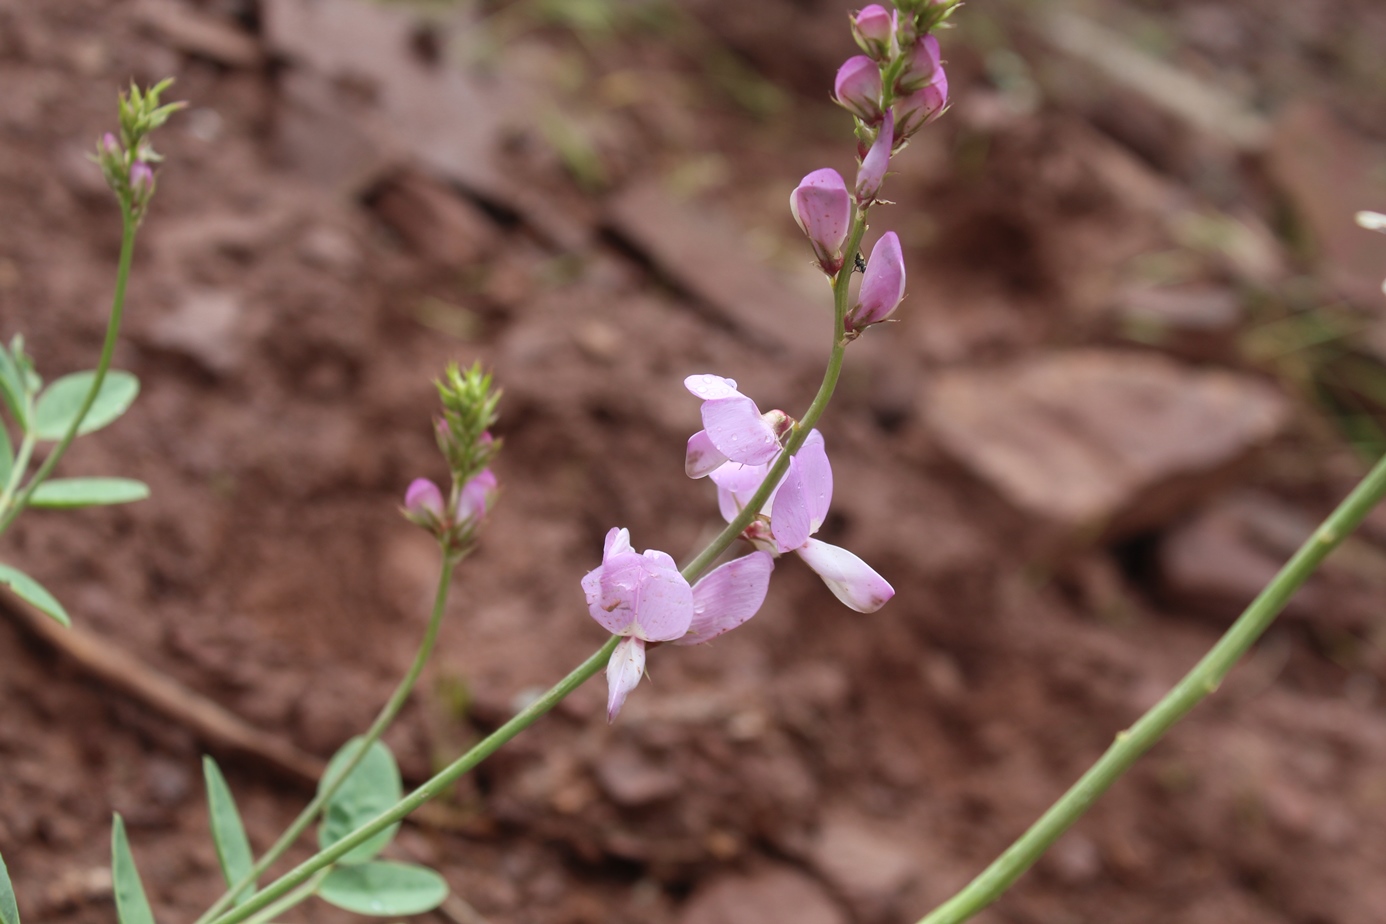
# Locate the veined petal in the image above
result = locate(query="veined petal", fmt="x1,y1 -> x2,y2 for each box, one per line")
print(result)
770,457 -> 812,552
796,538 -> 894,613
630,552 -> 694,641
603,527 -> 632,560
606,636 -> 646,722
673,552 -> 775,646
702,396 -> 780,465
797,429 -> 833,533
686,429 -> 729,479
684,374 -> 740,400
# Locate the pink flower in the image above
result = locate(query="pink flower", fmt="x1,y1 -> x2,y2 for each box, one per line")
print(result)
855,110 -> 894,205
129,161 -> 155,199
456,468 -> 497,524
896,34 -> 941,93
584,528 -> 774,720
684,374 -> 788,478
834,55 -> 883,123
851,4 -> 896,59
708,430 -> 894,613
847,231 -> 906,332
790,168 -> 852,274
403,478 -> 445,527
893,68 -> 948,143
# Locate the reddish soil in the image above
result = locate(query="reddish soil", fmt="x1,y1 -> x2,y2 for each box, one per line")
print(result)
2,2 -> 1385,924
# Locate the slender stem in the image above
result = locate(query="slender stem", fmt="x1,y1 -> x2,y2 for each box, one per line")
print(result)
235,870 -> 327,924
0,205 -> 138,537
918,450 -> 1386,924
0,428 -> 36,524
195,547 -> 463,924
207,636 -> 622,924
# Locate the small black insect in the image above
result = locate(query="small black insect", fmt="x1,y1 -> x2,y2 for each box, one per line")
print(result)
853,252 -> 867,273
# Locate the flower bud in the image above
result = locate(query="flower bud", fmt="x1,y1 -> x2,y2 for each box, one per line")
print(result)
892,69 -> 948,143
101,132 -> 122,159
851,5 -> 896,59
790,169 -> 851,274
848,231 -> 905,332
896,34 -> 941,93
456,468 -> 497,525
129,161 -> 155,201
403,478 -> 446,528
834,56 -> 883,123
855,110 -> 894,204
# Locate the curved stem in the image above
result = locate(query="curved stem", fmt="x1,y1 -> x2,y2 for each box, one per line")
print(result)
195,547 -> 463,924
0,205 -> 138,537
0,429 -> 36,524
918,450 -> 1386,924
207,636 -> 622,924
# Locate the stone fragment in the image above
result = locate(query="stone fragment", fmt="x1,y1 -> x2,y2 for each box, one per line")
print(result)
594,746 -> 682,807
680,866 -> 846,924
368,171 -> 495,266
606,178 -> 823,361
925,350 -> 1289,539
147,289 -> 246,375
806,812 -> 920,912
135,0 -> 263,68
1112,284 -> 1243,360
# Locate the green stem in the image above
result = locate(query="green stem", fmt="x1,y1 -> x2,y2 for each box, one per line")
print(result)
235,870 -> 327,924
0,205 -> 138,537
918,450 -> 1386,924
0,428 -> 36,524
195,547 -> 463,924
207,636 -> 622,924
206,210 -> 875,924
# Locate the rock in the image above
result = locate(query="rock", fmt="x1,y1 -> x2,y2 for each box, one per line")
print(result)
147,289 -> 246,375
1112,284 -> 1243,360
1267,103 -> 1386,307
593,745 -> 682,807
806,812 -> 920,911
135,0 -> 263,68
680,866 -> 846,924
605,178 -> 823,361
925,350 -> 1289,541
367,170 -> 495,266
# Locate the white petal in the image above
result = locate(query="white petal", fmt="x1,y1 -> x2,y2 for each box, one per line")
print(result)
684,374 -> 740,400
674,552 -> 775,645
796,538 -> 894,613
606,636 -> 646,722
603,527 -> 631,560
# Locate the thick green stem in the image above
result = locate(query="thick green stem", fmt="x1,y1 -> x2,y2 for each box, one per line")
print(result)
0,205 -> 138,536
918,450 -> 1386,924
207,636 -> 621,924
205,211 -> 874,924
195,547 -> 462,924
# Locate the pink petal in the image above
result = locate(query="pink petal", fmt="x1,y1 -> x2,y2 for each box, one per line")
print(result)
685,429 -> 728,479
770,457 -> 812,552
603,527 -> 632,560
584,534 -> 693,640
795,538 -> 894,613
630,551 -> 694,641
606,636 -> 646,722
850,231 -> 906,330
855,109 -> 893,203
673,552 -> 775,645
684,374 -> 740,400
710,461 -> 777,523
702,396 -> 780,465
456,468 -> 497,523
403,478 -> 444,519
797,429 -> 833,533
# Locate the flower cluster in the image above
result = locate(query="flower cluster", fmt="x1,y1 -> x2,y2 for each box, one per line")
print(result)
92,79 -> 185,221
583,2 -> 953,720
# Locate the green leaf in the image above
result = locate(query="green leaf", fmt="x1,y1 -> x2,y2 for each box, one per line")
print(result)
111,816 -> 155,924
0,848 -> 20,924
0,424 -> 12,487
316,862 -> 448,917
202,757 -> 256,905
0,563 -> 69,627
32,371 -> 139,441
318,738 -> 402,864
29,478 -> 149,509
0,348 -> 24,428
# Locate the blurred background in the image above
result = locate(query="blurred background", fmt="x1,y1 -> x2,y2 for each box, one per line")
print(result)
1,0 -> 1386,922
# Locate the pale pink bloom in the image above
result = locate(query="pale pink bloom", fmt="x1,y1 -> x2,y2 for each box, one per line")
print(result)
457,468 -> 498,524
129,161 -> 155,198
848,231 -> 906,332
684,374 -> 785,478
708,431 -> 894,613
834,55 -> 883,123
897,34 -> 941,93
855,110 -> 894,205
403,478 -> 445,528
893,69 -> 948,143
584,528 -> 775,720
851,4 -> 896,59
790,168 -> 852,274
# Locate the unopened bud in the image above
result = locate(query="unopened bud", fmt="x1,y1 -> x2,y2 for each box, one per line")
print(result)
456,469 -> 498,526
855,110 -> 894,204
892,69 -> 948,143
834,56 -> 883,124
896,34 -> 941,93
851,5 -> 896,60
129,161 -> 155,203
790,168 -> 851,275
403,478 -> 446,528
847,231 -> 906,332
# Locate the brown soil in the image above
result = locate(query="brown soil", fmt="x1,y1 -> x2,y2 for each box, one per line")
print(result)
2,1 -> 1385,923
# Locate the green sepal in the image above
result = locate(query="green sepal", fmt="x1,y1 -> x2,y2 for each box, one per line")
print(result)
32,371 -> 139,441
202,757 -> 257,905
318,738 -> 402,864
0,563 -> 69,627
29,478 -> 149,509
111,816 -> 156,924
316,862 -> 448,917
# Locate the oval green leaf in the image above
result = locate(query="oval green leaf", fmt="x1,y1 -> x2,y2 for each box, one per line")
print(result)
29,478 -> 150,509
202,757 -> 257,905
33,371 -> 139,441
111,815 -> 155,924
318,738 -> 402,864
316,862 -> 448,917
0,848 -> 20,924
0,563 -> 69,627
